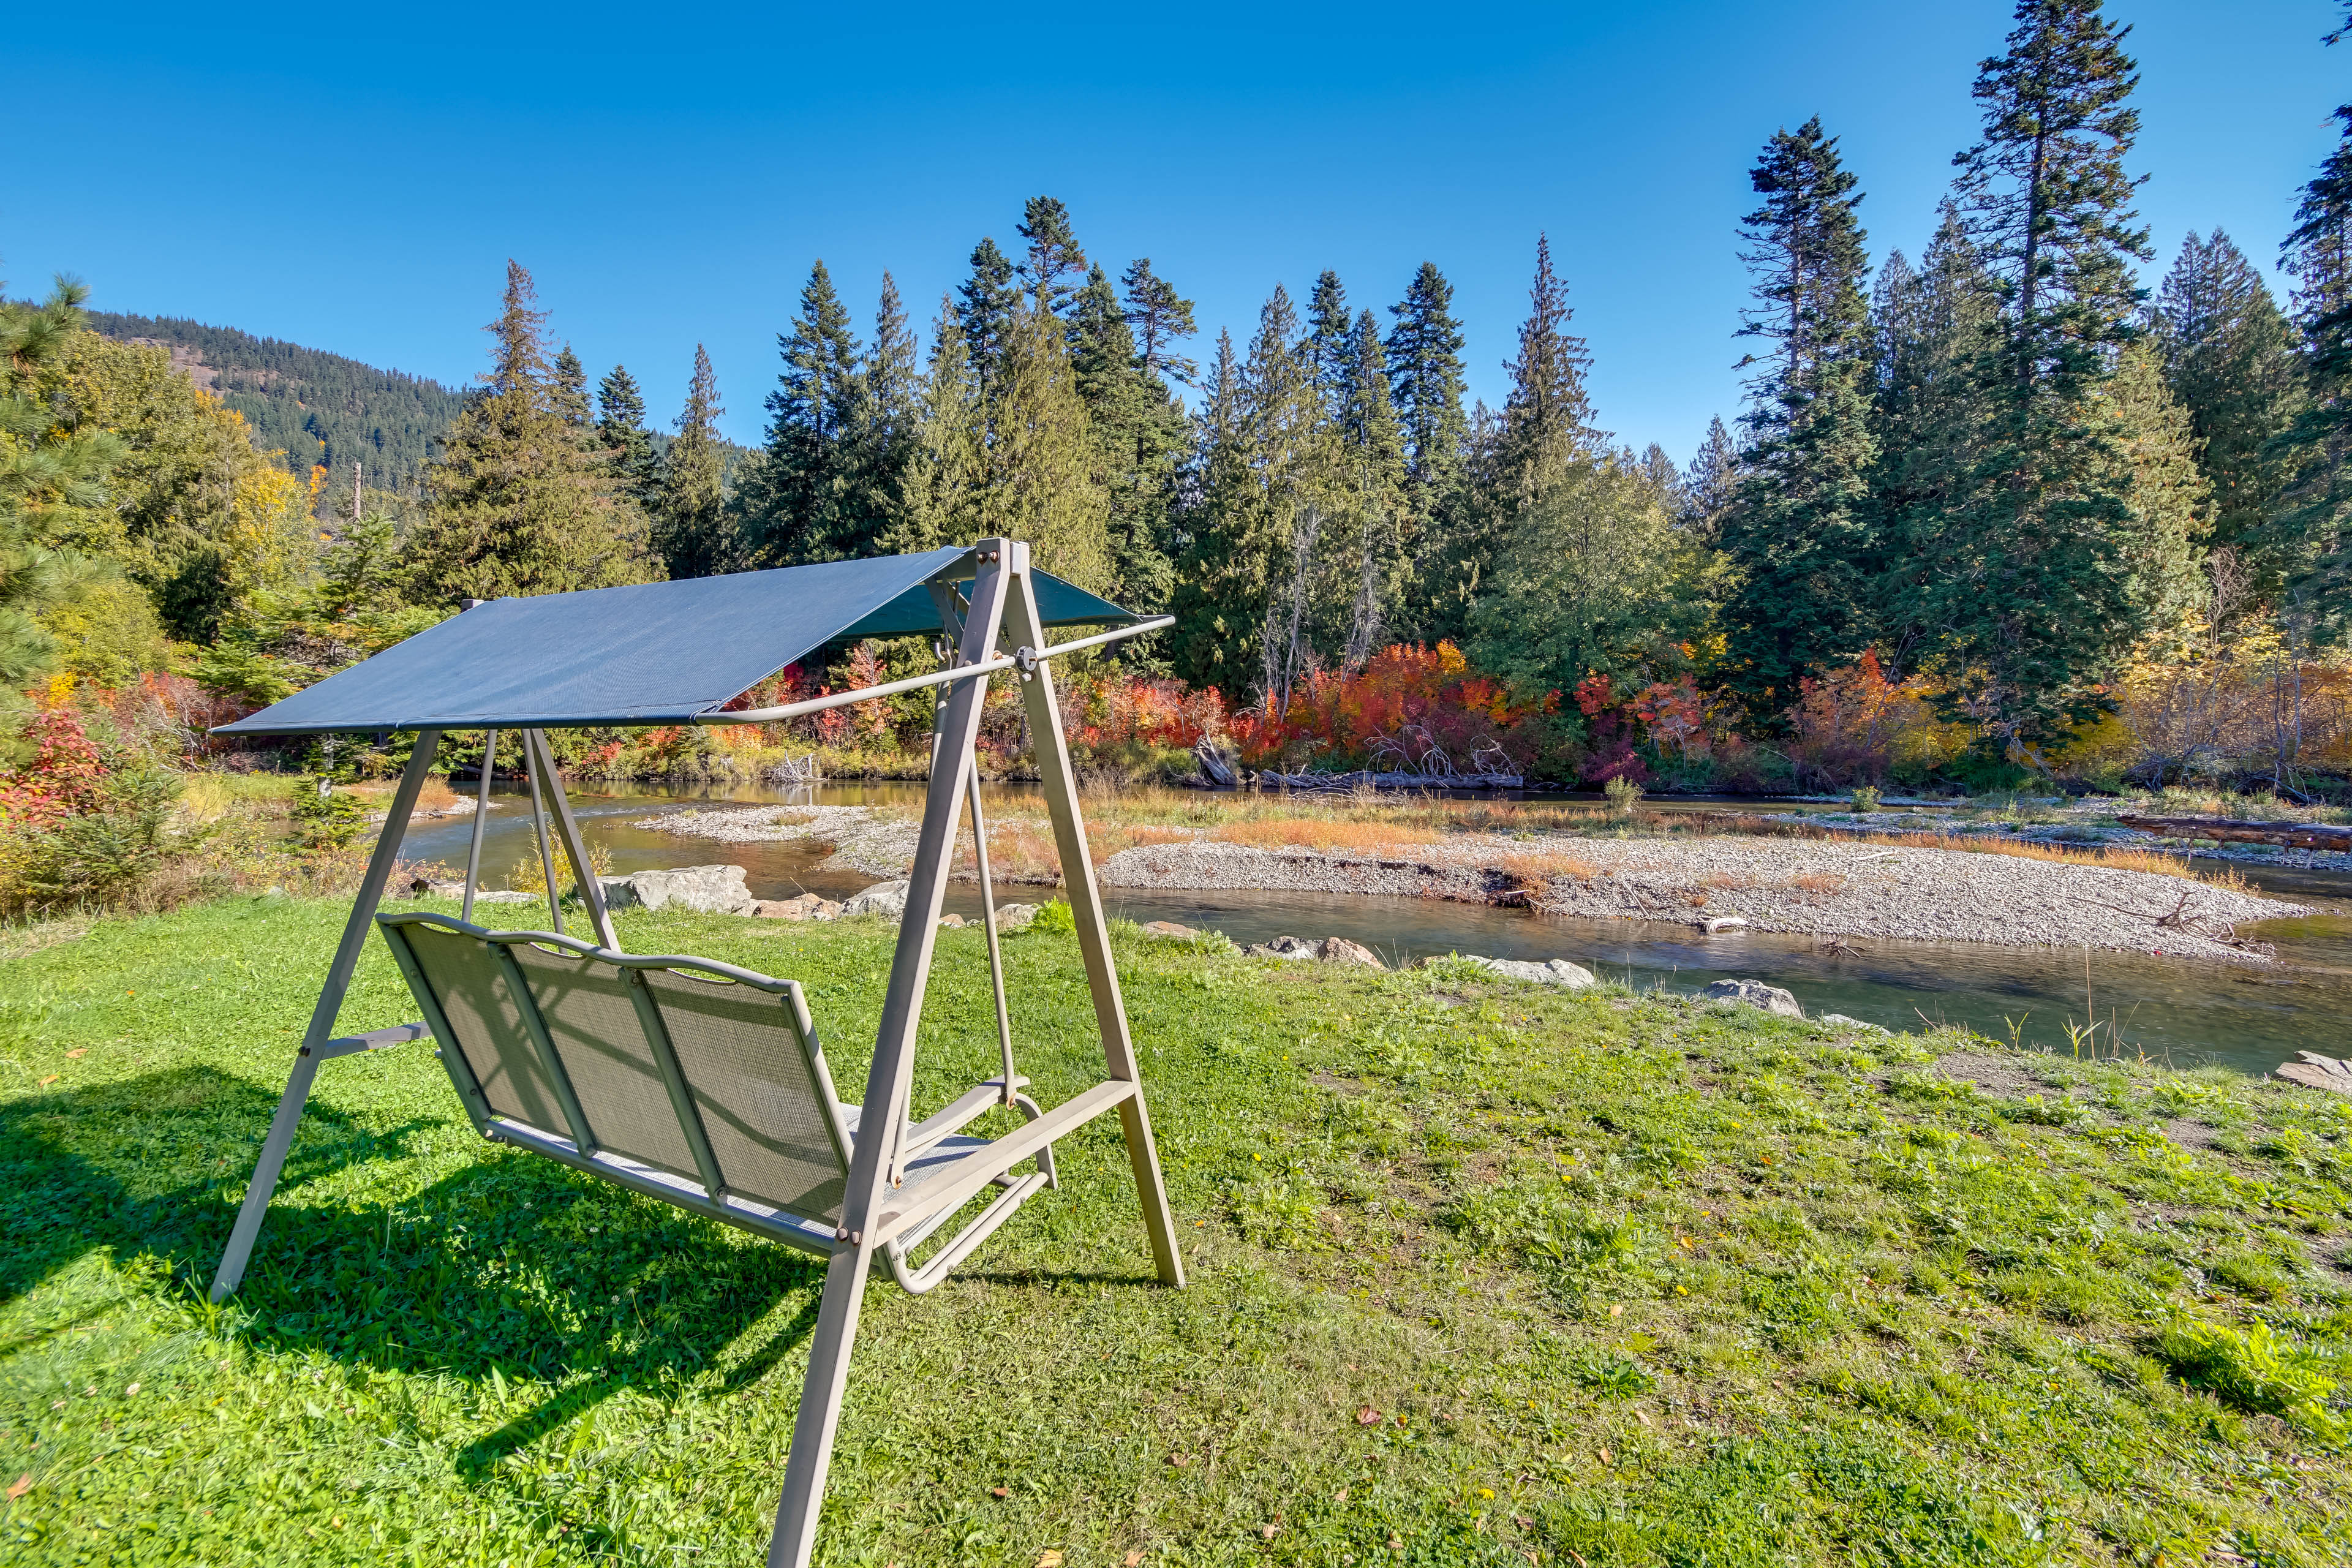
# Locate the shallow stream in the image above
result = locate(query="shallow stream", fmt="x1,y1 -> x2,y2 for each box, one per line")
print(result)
400,780 -> 2352,1079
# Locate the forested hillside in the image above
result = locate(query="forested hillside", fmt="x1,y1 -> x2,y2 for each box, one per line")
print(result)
85,311 -> 462,496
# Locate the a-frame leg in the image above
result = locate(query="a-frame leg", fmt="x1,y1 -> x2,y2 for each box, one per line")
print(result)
1001,550 -> 1186,1287
768,546 -> 1016,1568
210,729 -> 445,1302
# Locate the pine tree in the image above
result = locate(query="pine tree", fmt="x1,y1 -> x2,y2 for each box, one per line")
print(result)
1121,259 -> 1198,385
1920,0 -> 2157,750
1717,116 -> 1881,719
1498,233 -> 1599,489
737,260 -> 863,567
404,261 -> 649,601
2150,231 -> 2299,554
1072,263 -> 1183,615
2103,341 -> 2212,643
1169,329 -> 1277,692
1338,308 -> 1409,669
595,364 -> 661,513
1682,416 -> 1743,541
654,344 -> 729,579
1016,198 -> 1088,318
978,299 -> 1109,590
848,271 -> 922,557
2270,88 -> 2352,644
1242,285 -> 1340,712
894,295 -> 986,555
550,346 -> 592,430
1384,262 -> 1471,641
957,238 -> 1020,415
1304,271 -> 1354,405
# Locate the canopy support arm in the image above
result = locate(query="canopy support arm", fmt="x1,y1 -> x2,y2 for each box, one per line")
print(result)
527,728 -> 619,951
210,730 -> 445,1302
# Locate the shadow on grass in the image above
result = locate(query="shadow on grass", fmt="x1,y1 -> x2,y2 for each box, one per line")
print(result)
0,1065 -> 826,1477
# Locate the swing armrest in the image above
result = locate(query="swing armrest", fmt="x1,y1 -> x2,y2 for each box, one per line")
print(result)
902,1075 -> 1030,1158
876,1079 -> 1136,1245
305,1022 -> 431,1060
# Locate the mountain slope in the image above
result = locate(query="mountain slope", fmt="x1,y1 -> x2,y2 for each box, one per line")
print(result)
87,311 -> 465,496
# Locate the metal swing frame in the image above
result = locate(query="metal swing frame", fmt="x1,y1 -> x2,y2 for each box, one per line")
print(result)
204,540 -> 1184,1568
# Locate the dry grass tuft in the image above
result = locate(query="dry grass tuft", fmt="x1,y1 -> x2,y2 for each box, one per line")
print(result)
1787,871 -> 1849,895
1494,851 -> 1597,883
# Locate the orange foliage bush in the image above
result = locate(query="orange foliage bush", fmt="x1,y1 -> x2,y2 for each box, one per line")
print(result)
1783,652 -> 1954,786
1226,643 -> 1558,774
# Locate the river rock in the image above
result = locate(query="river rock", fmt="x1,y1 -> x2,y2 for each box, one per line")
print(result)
993,902 -> 1039,933
843,880 -> 911,919
1704,978 -> 1804,1019
1461,956 -> 1596,987
751,893 -> 842,922
1316,937 -> 1386,968
599,865 -> 755,914
1142,920 -> 1200,938
2275,1052 -> 2352,1096
409,878 -> 535,905
1819,1012 -> 1888,1034
1244,934 -> 1318,960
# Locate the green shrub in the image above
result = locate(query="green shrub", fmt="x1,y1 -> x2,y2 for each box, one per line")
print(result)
1849,785 -> 1882,813
2155,1319 -> 2344,1438
289,774 -> 368,850
1030,898 -> 1076,935
1604,775 -> 1645,817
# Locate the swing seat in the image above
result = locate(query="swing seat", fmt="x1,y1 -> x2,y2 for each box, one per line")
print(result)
376,912 -> 1121,1293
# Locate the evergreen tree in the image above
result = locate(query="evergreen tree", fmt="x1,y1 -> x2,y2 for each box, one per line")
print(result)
2103,341 -> 2212,644
1337,308 -> 1409,669
404,261 -> 649,601
2149,231 -> 2299,556
1242,285 -> 1340,712
1384,262 -> 1471,641
654,344 -> 729,579
1498,233 -> 1599,488
1121,259 -> 1198,385
1169,329 -> 1276,692
1918,0 -> 2157,750
1718,116 -> 1881,719
2270,87 -> 2352,644
550,346 -> 592,430
1681,415 -> 1743,541
957,238 -> 1020,414
1072,263 -> 1183,615
848,271 -> 922,556
1304,271 -> 1354,405
737,260 -> 863,567
595,364 -> 661,513
978,299 -> 1109,590
1016,198 -> 1088,318
894,295 -> 986,555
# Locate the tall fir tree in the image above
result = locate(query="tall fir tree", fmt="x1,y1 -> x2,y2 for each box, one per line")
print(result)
1498,233 -> 1599,490
595,364 -> 661,514
977,298 -> 1110,590
2103,341 -> 2213,646
2149,230 -> 2301,557
1016,198 -> 1088,318
848,271 -> 922,556
2270,83 -> 2352,646
1170,328 -> 1277,693
1681,415 -> 1743,542
1337,308 -> 1409,669
404,261 -> 649,601
894,294 -> 987,555
654,344 -> 729,579
0,275 -> 122,685
957,238 -> 1020,415
1717,116 -> 1881,720
737,260 -> 863,567
1121,259 -> 1198,385
1915,0 -> 2157,750
1384,262 -> 1471,641
1303,271 -> 1355,405
1072,263 -> 1184,617
550,346 -> 592,431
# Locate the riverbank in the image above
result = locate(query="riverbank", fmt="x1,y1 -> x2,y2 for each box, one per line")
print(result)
4,894 -> 2350,1563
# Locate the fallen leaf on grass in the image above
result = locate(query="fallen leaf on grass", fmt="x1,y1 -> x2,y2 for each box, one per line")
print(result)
37,1076 -> 56,1087
1355,1406 -> 1380,1425
1166,1453 -> 1189,1468
1038,1552 -> 1065,1567
1260,1524 -> 1279,1540
1598,1447 -> 1612,1465
64,1049 -> 86,1060
990,1486 -> 1008,1498
6,1474 -> 29,1501
1125,1553 -> 1144,1567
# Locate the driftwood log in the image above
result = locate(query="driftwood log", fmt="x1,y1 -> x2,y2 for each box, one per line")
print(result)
1255,769 -> 1526,792
2117,813 -> 2352,851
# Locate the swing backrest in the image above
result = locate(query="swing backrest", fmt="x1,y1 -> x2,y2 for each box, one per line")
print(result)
377,913 -> 856,1224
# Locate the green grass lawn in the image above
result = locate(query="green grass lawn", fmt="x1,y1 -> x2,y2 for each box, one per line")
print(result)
2,892 -> 2350,1566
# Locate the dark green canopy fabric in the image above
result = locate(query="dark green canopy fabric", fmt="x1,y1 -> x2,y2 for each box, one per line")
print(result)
215,549 -> 1134,736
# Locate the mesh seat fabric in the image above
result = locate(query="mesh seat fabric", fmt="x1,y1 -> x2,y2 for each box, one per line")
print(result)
401,924 -> 564,1132
505,941 -> 705,1182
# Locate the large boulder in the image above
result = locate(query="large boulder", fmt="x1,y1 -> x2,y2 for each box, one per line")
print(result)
1463,956 -> 1595,988
600,864 -> 755,915
843,880 -> 911,919
1703,978 -> 1804,1019
992,902 -> 1039,933
2277,1051 -> 2352,1096
751,892 -> 842,922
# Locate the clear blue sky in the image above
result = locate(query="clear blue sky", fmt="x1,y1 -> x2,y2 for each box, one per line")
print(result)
7,1 -> 2345,464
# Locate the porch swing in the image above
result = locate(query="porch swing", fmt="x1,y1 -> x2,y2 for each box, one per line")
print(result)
205,539 -> 1185,1568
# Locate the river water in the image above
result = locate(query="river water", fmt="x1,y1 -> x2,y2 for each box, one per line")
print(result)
401,780 -> 2352,1079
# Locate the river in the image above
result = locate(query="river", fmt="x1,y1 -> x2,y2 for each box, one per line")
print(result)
400,780 -> 2352,1079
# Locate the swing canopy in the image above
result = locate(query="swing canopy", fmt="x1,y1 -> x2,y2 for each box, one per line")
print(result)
213,548 -> 1138,736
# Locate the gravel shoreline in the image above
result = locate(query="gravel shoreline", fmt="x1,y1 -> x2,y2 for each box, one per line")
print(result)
1096,834 -> 2309,962
633,805 -> 921,879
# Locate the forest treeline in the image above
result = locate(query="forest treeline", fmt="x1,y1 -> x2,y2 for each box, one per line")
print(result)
4,0 -> 2350,792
